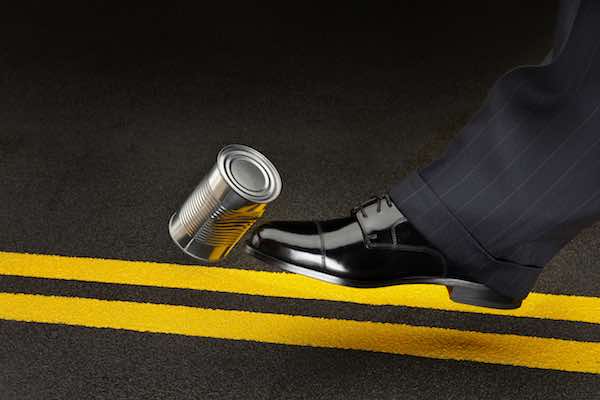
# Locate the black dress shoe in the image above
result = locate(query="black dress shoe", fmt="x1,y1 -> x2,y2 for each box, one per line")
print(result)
245,195 -> 522,309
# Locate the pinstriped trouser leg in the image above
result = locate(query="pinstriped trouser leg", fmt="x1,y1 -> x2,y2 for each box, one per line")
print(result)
389,0 -> 600,299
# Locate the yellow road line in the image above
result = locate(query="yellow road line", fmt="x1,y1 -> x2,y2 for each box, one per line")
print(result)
1,292 -> 599,374
1,251 -> 599,324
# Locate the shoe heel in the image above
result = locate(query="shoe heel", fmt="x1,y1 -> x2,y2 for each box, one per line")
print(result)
448,285 -> 522,310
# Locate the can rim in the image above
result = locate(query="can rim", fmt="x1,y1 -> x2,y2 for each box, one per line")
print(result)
217,144 -> 282,203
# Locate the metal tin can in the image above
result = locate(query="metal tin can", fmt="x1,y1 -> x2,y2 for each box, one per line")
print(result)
169,144 -> 282,262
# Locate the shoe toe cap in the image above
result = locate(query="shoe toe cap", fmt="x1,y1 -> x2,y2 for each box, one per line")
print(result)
248,221 -> 322,263
250,220 -> 319,247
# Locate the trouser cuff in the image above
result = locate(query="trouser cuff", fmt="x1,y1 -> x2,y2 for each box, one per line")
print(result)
389,171 -> 542,300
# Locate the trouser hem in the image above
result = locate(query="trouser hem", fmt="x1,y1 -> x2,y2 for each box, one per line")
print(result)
389,171 -> 542,300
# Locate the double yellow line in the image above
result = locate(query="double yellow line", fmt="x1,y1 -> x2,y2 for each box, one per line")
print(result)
1,251 -> 599,323
1,251 -> 599,374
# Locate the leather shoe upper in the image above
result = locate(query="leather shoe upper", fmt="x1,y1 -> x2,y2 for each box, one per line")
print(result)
248,195 -> 448,283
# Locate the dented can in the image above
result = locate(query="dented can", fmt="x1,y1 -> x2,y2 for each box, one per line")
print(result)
169,144 -> 282,262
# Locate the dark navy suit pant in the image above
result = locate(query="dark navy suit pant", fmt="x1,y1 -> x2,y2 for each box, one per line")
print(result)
390,0 -> 599,299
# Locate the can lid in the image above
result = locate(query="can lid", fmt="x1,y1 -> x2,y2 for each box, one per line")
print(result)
217,144 -> 282,203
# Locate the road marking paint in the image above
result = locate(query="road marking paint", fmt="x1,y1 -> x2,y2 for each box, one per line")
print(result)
1,251 -> 599,324
1,292 -> 599,374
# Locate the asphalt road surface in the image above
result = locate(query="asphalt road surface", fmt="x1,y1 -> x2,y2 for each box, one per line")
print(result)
1,2 -> 599,399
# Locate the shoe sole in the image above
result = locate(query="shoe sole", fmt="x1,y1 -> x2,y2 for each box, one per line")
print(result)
244,243 -> 522,310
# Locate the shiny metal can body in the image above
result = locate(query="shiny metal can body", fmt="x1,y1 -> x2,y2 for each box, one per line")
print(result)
169,144 -> 282,262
